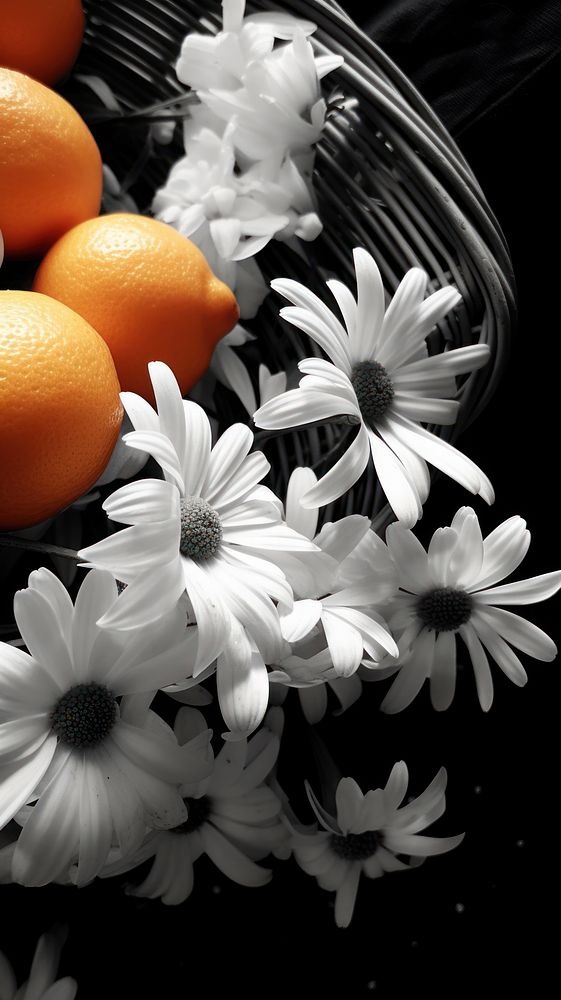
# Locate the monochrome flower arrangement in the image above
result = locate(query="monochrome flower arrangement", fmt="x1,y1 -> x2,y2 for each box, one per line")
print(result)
0,0 -> 559,942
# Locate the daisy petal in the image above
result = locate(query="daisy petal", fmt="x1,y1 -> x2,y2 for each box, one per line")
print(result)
271,278 -> 350,368
383,761 -> 409,813
429,631 -> 457,711
285,467 -> 319,538
383,831 -> 464,856
0,735 -> 57,830
427,527 -> 458,587
353,248 -> 385,360
471,516 -> 530,591
182,401 -> 212,497
254,387 -> 353,430
13,588 -> 74,691
459,622 -> 494,711
182,559 -> 231,673
378,267 -> 427,350
335,778 -> 364,834
13,749 -> 78,886
41,980 -> 78,1000
204,424 -> 254,501
322,610 -> 363,677
334,860 -> 361,928
380,628 -> 435,713
389,413 -> 494,504
0,644 -> 59,714
75,755 -> 112,886
71,571 -> 118,682
471,612 -> 528,687
0,715 -> 49,765
103,479 -> 180,526
200,823 -> 271,886
368,430 -> 420,527
120,391 -> 158,432
27,568 -> 74,646
300,424 -> 370,508
280,306 -> 351,372
385,523 -> 431,594
315,514 -> 370,563
148,362 -> 187,472
280,600 -> 323,642
474,571 -> 561,606
123,431 -> 185,492
96,558 -> 186,631
473,606 -> 557,661
217,626 -> 269,739
80,520 -> 180,581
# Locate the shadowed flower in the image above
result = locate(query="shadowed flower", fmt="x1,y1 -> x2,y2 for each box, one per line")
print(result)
102,706 -> 286,903
292,762 -> 463,927
382,506 -> 561,712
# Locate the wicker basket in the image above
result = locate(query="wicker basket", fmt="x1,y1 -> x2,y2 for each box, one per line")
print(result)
74,0 -> 516,531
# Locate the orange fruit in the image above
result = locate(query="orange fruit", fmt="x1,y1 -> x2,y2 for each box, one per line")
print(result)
0,68 -> 102,259
0,290 -> 123,530
33,213 -> 240,401
0,0 -> 85,86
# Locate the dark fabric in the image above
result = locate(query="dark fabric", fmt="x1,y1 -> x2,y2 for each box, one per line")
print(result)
346,0 -> 561,134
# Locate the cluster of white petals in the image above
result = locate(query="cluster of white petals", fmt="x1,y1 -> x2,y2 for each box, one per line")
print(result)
293,763 -> 464,927
152,0 -> 341,318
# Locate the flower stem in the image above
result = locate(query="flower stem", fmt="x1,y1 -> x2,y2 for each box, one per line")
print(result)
0,535 -> 80,562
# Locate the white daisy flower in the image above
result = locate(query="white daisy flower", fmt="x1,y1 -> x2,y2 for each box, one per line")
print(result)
0,568 -> 212,887
0,927 -> 77,1000
176,0 -> 316,94
102,706 -> 286,904
254,248 -> 494,526
152,124 -> 285,319
382,506 -> 561,713
277,467 -> 399,676
201,30 -> 343,165
293,762 -> 464,927
79,362 -> 317,739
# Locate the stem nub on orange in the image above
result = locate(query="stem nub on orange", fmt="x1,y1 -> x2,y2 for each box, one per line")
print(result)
0,291 -> 123,531
0,68 -> 102,259
0,0 -> 85,86
32,213 -> 241,402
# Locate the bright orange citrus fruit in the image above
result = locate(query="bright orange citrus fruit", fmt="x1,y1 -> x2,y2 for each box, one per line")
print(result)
0,0 -> 85,86
33,213 -> 241,401
0,291 -> 123,530
0,68 -> 102,259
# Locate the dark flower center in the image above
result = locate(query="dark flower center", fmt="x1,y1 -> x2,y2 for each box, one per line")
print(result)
350,361 -> 394,426
170,795 -> 211,834
417,587 -> 473,632
50,682 -> 116,748
179,496 -> 223,561
330,830 -> 382,861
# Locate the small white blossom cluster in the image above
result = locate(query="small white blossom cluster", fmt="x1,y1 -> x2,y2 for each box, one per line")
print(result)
152,0 -> 342,318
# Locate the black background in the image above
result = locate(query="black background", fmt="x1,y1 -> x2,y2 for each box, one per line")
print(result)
2,3 -> 560,997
